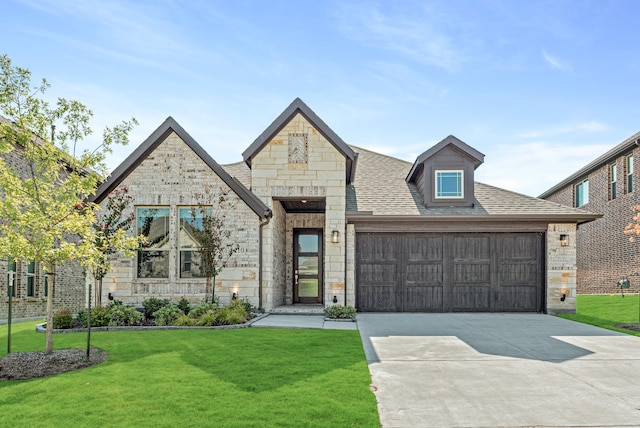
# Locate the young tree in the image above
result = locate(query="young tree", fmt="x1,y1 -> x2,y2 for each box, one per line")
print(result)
0,54 -> 137,354
185,187 -> 240,303
624,205 -> 640,242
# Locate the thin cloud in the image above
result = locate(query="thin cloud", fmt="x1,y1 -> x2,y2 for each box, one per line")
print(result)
518,121 -> 608,139
542,50 -> 572,72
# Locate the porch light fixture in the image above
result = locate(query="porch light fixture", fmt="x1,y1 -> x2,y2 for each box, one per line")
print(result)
560,287 -> 568,302
232,292 -> 237,301
331,230 -> 340,243
559,234 -> 569,247
108,292 -> 114,301
333,295 -> 338,303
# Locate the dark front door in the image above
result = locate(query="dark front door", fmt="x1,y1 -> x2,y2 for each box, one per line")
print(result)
294,229 -> 323,304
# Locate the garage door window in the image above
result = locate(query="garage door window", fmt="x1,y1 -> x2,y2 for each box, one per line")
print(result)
435,170 -> 463,198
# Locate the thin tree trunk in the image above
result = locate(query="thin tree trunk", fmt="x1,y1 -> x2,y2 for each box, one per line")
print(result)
96,277 -> 102,307
45,263 -> 55,354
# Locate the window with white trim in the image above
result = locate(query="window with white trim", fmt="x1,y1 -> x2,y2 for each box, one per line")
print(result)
137,207 -> 170,278
575,179 -> 589,207
610,163 -> 617,200
435,170 -> 464,198
27,260 -> 35,297
627,154 -> 634,193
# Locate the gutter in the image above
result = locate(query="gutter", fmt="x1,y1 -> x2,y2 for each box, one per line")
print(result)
346,212 -> 601,224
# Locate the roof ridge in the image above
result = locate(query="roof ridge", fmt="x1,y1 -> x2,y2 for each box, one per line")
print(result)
349,145 -> 413,166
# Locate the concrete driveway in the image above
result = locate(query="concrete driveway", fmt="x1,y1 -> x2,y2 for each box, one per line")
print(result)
357,313 -> 640,428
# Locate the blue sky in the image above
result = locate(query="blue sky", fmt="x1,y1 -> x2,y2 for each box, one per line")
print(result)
4,0 -> 640,196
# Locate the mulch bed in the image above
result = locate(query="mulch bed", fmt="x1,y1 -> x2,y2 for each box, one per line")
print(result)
0,348 -> 108,381
616,323 -> 640,332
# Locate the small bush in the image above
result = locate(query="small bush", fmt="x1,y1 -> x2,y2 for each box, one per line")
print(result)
52,308 -> 75,329
197,310 -> 217,326
153,305 -> 184,326
107,299 -> 124,309
77,306 -> 111,327
109,305 -> 143,326
224,307 -> 249,325
189,301 -> 219,319
323,305 -> 357,320
177,297 -> 191,315
143,297 -> 170,319
174,314 -> 195,326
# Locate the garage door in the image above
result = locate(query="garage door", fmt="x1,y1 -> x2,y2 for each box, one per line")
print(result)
356,233 -> 544,312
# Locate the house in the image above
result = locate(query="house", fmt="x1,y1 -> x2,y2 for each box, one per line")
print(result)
540,132 -> 640,294
0,116 -> 86,319
92,98 -> 597,314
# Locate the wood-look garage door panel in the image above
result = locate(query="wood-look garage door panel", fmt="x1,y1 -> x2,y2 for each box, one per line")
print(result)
356,232 -> 543,312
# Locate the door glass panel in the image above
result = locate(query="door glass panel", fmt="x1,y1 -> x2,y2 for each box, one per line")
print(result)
298,278 -> 318,297
298,235 -> 318,253
298,256 -> 318,275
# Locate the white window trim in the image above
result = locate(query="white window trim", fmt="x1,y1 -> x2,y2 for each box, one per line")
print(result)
627,154 -> 634,193
434,170 -> 464,199
575,178 -> 589,207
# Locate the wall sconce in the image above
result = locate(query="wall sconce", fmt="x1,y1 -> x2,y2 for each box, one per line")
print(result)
560,287 -> 568,302
232,292 -> 237,301
108,292 -> 114,301
559,234 -> 569,247
332,295 -> 338,303
331,230 -> 340,243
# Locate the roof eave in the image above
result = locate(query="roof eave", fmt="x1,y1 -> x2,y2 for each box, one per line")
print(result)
346,212 -> 601,224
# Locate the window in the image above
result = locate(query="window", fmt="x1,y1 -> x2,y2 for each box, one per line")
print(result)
435,170 -> 464,198
137,207 -> 170,278
610,163 -> 617,200
179,207 -> 212,278
7,257 -> 16,297
575,179 -> 589,207
627,154 -> 634,193
27,261 -> 35,297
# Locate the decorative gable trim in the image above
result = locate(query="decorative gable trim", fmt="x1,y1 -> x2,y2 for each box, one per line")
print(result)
242,98 -> 357,184
90,116 -> 271,219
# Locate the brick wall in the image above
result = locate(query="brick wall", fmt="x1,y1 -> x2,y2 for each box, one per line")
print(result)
545,146 -> 640,294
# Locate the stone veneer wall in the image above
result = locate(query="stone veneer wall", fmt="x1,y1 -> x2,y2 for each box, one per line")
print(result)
0,146 -> 85,319
543,145 -> 639,294
251,113 -> 347,309
546,223 -> 577,313
101,132 -> 261,307
345,223 -> 356,307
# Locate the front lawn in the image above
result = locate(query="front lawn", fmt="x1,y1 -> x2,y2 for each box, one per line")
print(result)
557,294 -> 640,337
0,321 -> 379,427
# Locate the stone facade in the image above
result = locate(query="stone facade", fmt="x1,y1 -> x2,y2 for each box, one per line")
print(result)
251,113 -> 347,310
99,131 -> 262,307
546,223 -> 577,313
544,145 -> 639,294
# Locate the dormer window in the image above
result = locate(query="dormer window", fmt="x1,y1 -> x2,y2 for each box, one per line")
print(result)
435,170 -> 464,199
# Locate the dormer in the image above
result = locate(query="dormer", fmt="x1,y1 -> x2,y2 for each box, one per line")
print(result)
406,135 -> 484,208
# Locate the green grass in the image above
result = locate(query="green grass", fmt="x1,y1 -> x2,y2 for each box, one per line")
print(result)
0,322 -> 379,428
557,294 -> 640,337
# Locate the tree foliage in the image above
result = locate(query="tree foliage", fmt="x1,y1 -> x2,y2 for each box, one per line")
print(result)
187,187 -> 240,303
624,205 -> 640,243
0,54 -> 137,353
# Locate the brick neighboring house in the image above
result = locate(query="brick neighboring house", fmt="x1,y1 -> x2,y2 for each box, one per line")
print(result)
0,116 -> 86,320
92,98 -> 597,314
540,132 -> 640,294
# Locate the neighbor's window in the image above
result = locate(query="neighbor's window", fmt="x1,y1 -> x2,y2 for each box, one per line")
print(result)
575,179 -> 589,207
137,207 -> 170,278
179,207 -> 212,278
7,257 -> 16,297
627,154 -> 634,193
27,260 -> 35,297
435,170 -> 464,198
610,163 -> 617,200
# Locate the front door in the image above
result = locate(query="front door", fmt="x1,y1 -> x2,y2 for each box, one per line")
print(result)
294,229 -> 323,304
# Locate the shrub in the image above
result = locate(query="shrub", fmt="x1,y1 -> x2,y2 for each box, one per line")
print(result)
52,308 -> 75,329
177,297 -> 191,315
143,297 -> 170,319
107,299 -> 123,309
153,305 -> 184,326
174,314 -> 195,326
323,305 -> 357,320
197,310 -> 217,326
189,301 -> 219,319
109,305 -> 143,326
77,306 -> 111,327
224,306 -> 249,325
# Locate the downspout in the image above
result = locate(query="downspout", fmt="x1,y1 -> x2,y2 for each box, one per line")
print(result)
258,213 -> 271,312
344,223 -> 348,307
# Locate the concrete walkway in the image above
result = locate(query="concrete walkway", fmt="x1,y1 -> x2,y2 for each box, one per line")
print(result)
250,314 -> 357,330
358,313 -> 640,428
